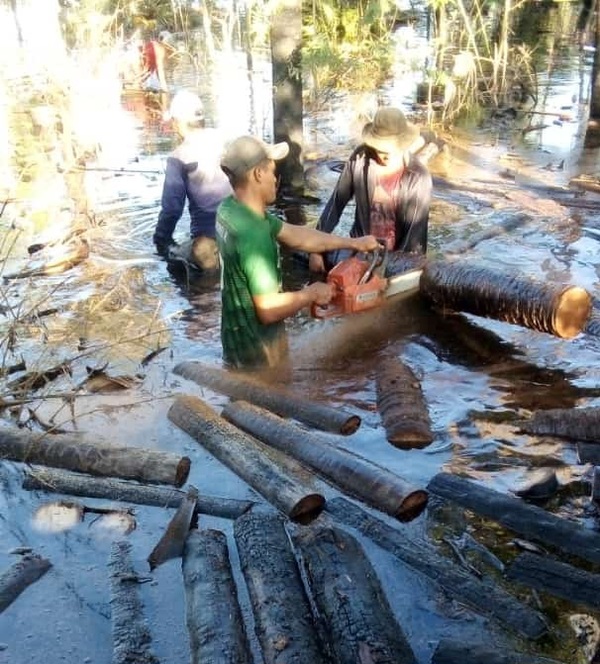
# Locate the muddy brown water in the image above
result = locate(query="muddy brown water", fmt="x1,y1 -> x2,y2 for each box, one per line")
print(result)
2,46 -> 600,663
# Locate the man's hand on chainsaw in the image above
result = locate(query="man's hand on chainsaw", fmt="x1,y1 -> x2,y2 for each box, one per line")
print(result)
351,235 -> 380,254
304,281 -> 335,306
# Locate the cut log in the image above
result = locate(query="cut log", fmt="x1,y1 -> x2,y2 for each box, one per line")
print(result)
168,395 -> 324,524
233,509 -> 328,664
183,529 -> 252,664
292,523 -> 417,664
0,553 -> 52,614
517,406 -> 600,442
222,400 -> 427,522
173,360 -> 360,435
419,258 -> 591,339
375,355 -> 434,449
428,472 -> 600,564
431,638 -> 565,664
326,496 -> 547,640
21,467 -> 255,518
506,552 -> 600,611
0,427 -> 190,486
147,486 -> 198,571
108,540 -> 159,664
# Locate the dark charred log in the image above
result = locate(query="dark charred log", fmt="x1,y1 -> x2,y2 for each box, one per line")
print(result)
168,395 -> 325,524
375,355 -> 434,449
222,400 -> 427,522
0,553 -> 52,614
420,258 -> 591,339
517,406 -> 600,442
233,509 -> 328,664
173,361 -> 360,435
431,638 -> 565,664
183,529 -> 252,664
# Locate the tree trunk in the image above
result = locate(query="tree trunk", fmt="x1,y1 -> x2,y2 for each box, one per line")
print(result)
0,427 -> 190,486
326,496 -> 548,640
292,523 -> 418,664
233,509 -> 328,664
222,400 -> 428,522
0,553 -> 52,614
517,406 -> 600,442
22,467 -> 255,518
173,360 -> 360,434
428,472 -> 600,564
183,529 -> 252,664
168,395 -> 325,524
431,638 -> 565,664
420,258 -> 591,339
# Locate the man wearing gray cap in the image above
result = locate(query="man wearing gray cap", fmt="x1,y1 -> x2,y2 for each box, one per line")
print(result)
217,135 -> 379,369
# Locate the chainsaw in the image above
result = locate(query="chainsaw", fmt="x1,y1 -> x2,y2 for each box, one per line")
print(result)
311,246 -> 423,319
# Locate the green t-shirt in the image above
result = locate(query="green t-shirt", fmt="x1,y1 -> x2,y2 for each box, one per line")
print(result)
216,195 -> 288,368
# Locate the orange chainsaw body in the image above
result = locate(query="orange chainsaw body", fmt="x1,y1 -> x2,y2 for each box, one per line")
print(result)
312,250 -> 388,319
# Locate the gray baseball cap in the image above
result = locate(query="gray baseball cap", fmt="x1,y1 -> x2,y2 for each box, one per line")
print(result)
221,136 -> 289,179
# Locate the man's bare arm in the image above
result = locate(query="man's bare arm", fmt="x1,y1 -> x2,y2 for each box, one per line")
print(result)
277,222 -> 379,254
253,282 -> 333,325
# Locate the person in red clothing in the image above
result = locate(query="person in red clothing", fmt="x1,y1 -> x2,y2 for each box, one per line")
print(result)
140,31 -> 175,92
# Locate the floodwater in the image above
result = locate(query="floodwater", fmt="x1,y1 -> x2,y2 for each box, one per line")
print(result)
1,17 -> 600,664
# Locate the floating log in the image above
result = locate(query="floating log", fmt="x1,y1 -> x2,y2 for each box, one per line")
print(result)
512,468 -> 559,501
222,400 -> 427,522
431,638 -> 565,664
375,355 -> 434,449
428,472 -> 600,564
147,486 -> 198,571
0,427 -> 190,486
419,258 -> 591,339
292,523 -> 417,664
183,529 -> 252,664
233,509 -> 328,664
507,551 -> 600,610
517,406 -> 600,442
173,360 -> 360,435
168,395 -> 324,524
109,540 -> 159,664
326,496 -> 547,640
444,213 -> 531,256
21,467 -> 254,518
0,553 -> 52,614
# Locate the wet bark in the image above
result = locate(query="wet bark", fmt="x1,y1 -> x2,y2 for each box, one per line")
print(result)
419,258 -> 591,339
173,360 -> 360,435
326,496 -> 548,640
507,551 -> 600,611
168,395 -> 325,524
0,553 -> 52,614
431,639 -> 565,664
592,467 -> 600,503
0,427 -> 190,486
428,472 -> 600,564
22,467 -> 255,518
147,486 -> 198,571
233,509 -> 328,664
222,400 -> 428,522
109,540 -> 159,664
517,406 -> 600,442
375,355 -> 434,449
292,523 -> 418,664
183,529 -> 252,664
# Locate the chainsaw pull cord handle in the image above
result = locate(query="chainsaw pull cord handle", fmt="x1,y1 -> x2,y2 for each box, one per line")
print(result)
358,243 -> 387,285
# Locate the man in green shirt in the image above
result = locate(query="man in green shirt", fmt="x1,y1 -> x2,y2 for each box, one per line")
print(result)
217,135 -> 380,369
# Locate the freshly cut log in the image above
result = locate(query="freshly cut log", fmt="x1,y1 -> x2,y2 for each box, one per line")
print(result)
375,355 -> 434,449
0,553 -> 52,614
22,467 -> 255,518
222,400 -> 427,522
507,552 -> 600,610
326,497 -> 547,640
147,486 -> 198,571
0,427 -> 190,486
168,395 -> 324,524
183,529 -> 252,664
431,638 -> 565,664
517,406 -> 600,442
292,523 -> 417,664
173,360 -> 360,435
233,509 -> 328,664
109,540 -> 159,664
428,472 -> 600,564
419,258 -> 591,339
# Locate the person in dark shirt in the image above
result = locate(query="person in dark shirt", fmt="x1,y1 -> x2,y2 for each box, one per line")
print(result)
153,90 -> 232,269
309,106 -> 432,273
